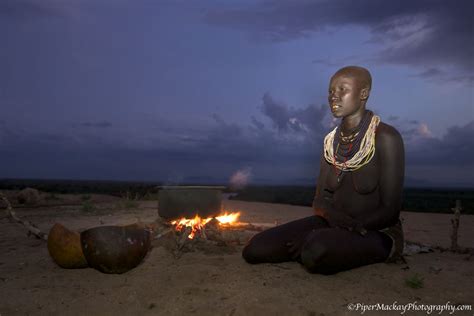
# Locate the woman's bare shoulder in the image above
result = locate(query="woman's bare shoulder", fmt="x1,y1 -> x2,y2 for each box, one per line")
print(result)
376,121 -> 404,148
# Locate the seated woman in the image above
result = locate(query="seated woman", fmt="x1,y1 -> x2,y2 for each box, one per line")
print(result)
242,66 -> 404,274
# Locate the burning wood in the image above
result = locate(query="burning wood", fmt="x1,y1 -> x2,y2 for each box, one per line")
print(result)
177,226 -> 193,250
151,211 -> 275,257
170,212 -> 241,239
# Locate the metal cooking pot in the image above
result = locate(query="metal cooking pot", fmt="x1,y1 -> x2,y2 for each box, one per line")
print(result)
157,186 -> 225,220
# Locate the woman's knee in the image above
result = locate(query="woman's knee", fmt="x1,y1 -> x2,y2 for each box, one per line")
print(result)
300,239 -> 328,273
242,240 -> 262,264
241,230 -> 263,261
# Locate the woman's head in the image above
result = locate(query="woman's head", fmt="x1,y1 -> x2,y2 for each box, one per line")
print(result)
328,66 -> 372,119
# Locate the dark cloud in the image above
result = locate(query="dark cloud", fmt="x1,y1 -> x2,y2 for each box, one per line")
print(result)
1,96 -> 472,186
210,113 -> 243,140
0,93 -> 327,184
206,1 -> 453,42
0,0 -> 65,18
250,116 -> 265,130
410,68 -> 444,79
206,0 -> 473,81
81,121 -> 112,128
0,0 -> 127,20
439,121 -> 474,162
388,118 -> 432,144
261,93 -> 327,139
312,59 -> 342,67
446,73 -> 474,84
0,122 -> 20,146
411,68 -> 474,84
374,3 -> 473,72
400,121 -> 474,166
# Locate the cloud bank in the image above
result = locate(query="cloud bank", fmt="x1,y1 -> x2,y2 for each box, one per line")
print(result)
1,94 -> 472,187
206,0 -> 474,82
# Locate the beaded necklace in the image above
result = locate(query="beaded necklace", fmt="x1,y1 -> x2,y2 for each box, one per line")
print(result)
323,110 -> 380,182
333,110 -> 373,160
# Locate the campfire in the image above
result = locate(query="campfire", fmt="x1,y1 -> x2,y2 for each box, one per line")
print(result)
153,185 -> 276,257
151,210 -> 274,257
171,212 -> 241,239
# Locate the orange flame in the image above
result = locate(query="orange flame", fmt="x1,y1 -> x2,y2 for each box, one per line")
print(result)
215,212 -> 241,225
171,211 -> 241,239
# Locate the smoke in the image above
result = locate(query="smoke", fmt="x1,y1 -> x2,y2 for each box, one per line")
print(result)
229,167 -> 253,190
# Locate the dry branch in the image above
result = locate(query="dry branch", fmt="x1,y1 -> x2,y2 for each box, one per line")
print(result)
223,222 -> 276,232
450,200 -> 461,252
177,226 -> 192,250
0,194 -> 48,241
153,228 -> 174,239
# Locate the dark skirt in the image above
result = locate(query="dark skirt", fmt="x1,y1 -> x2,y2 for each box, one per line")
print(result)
379,219 -> 404,263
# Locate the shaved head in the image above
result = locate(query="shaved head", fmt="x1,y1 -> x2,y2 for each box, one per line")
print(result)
332,66 -> 372,91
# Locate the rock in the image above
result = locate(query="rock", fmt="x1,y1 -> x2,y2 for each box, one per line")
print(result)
428,266 -> 442,274
403,241 -> 433,256
17,188 -> 40,205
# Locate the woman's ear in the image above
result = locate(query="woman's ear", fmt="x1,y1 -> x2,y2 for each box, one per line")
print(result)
360,88 -> 370,101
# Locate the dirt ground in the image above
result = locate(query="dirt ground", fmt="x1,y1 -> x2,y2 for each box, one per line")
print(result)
0,192 -> 473,316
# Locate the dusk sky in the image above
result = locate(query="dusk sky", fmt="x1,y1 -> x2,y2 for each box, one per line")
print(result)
1,0 -> 473,187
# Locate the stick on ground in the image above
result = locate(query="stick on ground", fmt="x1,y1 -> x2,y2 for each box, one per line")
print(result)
450,200 -> 461,252
1,194 -> 48,241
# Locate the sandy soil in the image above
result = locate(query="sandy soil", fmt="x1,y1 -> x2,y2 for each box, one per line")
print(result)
0,193 -> 473,316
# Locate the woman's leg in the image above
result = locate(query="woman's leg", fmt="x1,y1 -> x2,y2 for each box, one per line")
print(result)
300,228 -> 392,274
242,215 -> 329,263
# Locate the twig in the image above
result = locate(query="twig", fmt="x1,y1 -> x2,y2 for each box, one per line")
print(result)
406,239 -> 474,255
222,222 -> 276,232
450,200 -> 461,252
200,227 -> 207,240
8,203 -> 90,209
153,228 -> 173,239
177,226 -> 192,250
269,263 -> 292,270
0,194 -> 48,241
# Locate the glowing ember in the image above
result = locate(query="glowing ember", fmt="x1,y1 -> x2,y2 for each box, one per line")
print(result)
171,211 -> 241,239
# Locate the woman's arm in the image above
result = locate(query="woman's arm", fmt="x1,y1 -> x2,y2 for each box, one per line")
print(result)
360,124 -> 405,230
312,155 -> 330,217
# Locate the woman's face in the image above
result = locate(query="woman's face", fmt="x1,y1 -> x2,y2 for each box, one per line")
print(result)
328,74 -> 364,119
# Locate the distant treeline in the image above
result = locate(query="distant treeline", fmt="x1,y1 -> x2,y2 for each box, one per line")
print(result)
0,178 -> 232,198
232,186 -> 316,207
0,179 -> 160,197
0,179 -> 236,197
0,179 -> 472,214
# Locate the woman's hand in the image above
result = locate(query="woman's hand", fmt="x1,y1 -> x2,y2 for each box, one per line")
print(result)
286,237 -> 307,260
318,198 -> 367,235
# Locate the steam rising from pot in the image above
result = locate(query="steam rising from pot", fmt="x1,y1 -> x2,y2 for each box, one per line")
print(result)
229,167 -> 252,190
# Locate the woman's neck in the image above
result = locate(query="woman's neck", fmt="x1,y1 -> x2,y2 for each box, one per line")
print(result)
341,108 -> 366,133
